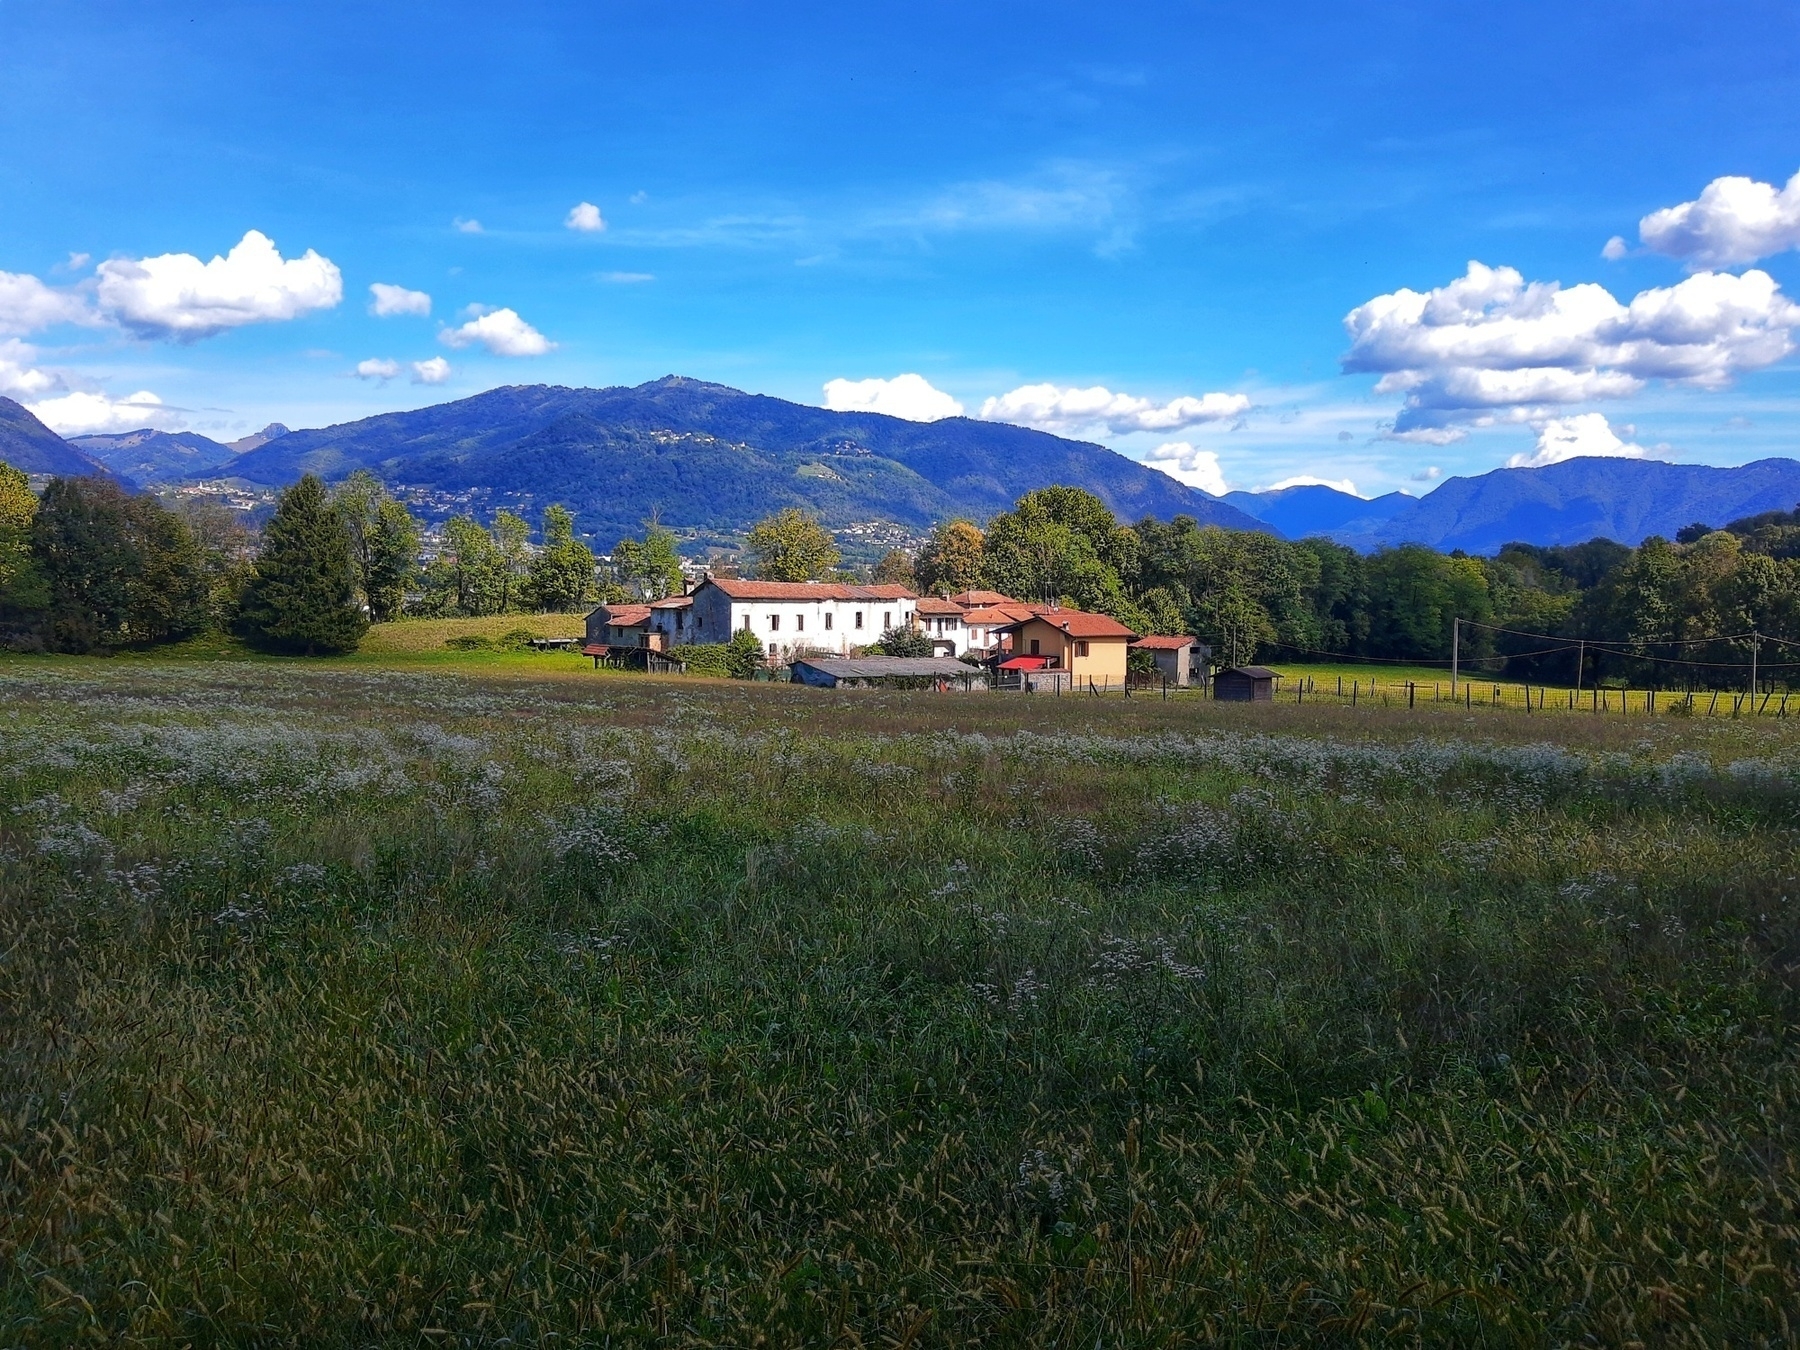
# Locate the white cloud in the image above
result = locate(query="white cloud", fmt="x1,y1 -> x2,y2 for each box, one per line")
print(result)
1140,441 -> 1229,496
454,218 -> 484,234
0,340 -> 61,400
566,202 -> 606,233
438,307 -> 554,356
411,356 -> 451,384
1639,169 -> 1800,268
1266,475 -> 1360,495
369,283 -> 431,317
598,271 -> 655,284
1344,260 -> 1800,434
978,383 -> 1251,436
1507,413 -> 1645,469
94,230 -> 342,341
822,373 -> 963,421
1409,465 -> 1442,482
355,357 -> 402,381
0,270 -> 94,335
28,389 -> 178,436
1602,235 -> 1630,261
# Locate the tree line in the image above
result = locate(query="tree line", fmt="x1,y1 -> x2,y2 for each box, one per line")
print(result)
901,486 -> 1800,689
0,466 -> 603,655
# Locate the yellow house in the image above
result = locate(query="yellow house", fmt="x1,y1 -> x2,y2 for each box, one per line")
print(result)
995,607 -> 1136,689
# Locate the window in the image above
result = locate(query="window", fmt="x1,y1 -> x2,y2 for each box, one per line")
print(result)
825,612 -> 833,630
883,611 -> 892,629
796,614 -> 805,632
696,616 -> 703,630
854,611 -> 864,629
676,611 -> 686,629
769,614 -> 781,631
1029,638 -> 1041,655
1076,640 -> 1088,657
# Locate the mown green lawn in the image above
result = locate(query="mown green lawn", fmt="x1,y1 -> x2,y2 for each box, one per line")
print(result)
1,656 -> 1796,1344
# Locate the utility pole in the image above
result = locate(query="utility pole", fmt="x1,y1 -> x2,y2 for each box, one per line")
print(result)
1451,617 -> 1459,696
1751,630 -> 1760,701
1575,639 -> 1585,699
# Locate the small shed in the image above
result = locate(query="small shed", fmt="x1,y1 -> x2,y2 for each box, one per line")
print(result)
1213,665 -> 1282,702
1131,635 -> 1199,686
789,656 -> 984,689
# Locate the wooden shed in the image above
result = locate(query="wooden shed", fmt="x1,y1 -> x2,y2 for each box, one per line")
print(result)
1213,665 -> 1281,702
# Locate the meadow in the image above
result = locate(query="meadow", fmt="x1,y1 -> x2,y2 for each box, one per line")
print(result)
2,654 -> 1798,1345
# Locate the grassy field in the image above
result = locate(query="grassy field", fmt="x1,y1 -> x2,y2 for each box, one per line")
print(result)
2,656 -> 1798,1344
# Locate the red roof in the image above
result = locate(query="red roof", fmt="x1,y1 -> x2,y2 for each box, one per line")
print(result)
1001,607 -> 1137,639
949,589 -> 1017,608
648,593 -> 693,609
997,654 -> 1051,670
1132,634 -> 1197,651
914,596 -> 964,616
703,579 -> 916,602
600,604 -> 652,626
581,643 -> 609,657
961,604 -> 1035,625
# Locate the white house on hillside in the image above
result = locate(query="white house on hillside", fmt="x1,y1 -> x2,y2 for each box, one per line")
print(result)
678,578 -> 917,659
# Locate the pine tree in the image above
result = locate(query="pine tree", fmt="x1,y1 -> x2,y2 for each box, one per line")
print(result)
239,475 -> 369,654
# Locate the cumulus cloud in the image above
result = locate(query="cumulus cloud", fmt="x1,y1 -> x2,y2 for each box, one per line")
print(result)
94,230 -> 342,341
566,202 -> 606,233
28,389 -> 178,436
1266,475 -> 1359,495
369,283 -> 431,318
1409,465 -> 1442,482
0,271 -> 94,335
1602,236 -> 1630,261
355,358 -> 402,381
978,383 -> 1251,436
0,339 -> 60,399
1344,260 -> 1800,434
1507,412 -> 1646,469
1638,169 -> 1800,268
438,307 -> 554,356
411,356 -> 451,384
1140,441 -> 1229,496
822,373 -> 963,421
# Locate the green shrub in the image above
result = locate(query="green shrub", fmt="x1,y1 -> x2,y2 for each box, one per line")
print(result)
442,634 -> 494,650
669,642 -> 732,676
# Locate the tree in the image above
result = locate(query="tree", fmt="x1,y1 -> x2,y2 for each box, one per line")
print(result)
725,625 -> 766,679
238,474 -> 369,655
870,624 -> 932,657
28,477 -> 208,651
526,504 -> 597,612
872,548 -> 916,588
333,471 -> 419,622
914,520 -> 985,596
491,510 -> 531,613
746,508 -> 839,581
0,461 -> 47,630
612,521 -> 684,599
981,489 -> 1136,613
427,515 -> 505,616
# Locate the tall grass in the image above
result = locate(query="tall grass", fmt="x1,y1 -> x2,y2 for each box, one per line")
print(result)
1,662 -> 1796,1344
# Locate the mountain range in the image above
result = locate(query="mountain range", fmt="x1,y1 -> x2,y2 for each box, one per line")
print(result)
5,381 -> 1800,554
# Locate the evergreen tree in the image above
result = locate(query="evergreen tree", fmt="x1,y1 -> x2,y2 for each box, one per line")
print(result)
239,475 -> 369,654
526,504 -> 597,612
724,625 -> 766,679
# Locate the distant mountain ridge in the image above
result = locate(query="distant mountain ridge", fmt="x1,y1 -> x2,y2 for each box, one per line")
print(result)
215,376 -> 1266,544
69,428 -> 240,486
1223,483 -> 1415,538
0,397 -> 113,478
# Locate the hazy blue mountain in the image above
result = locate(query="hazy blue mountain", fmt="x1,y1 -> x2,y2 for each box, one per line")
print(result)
68,428 -> 238,486
1346,457 -> 1800,553
0,397 -> 113,478
1223,484 -> 1415,538
216,376 -> 1267,543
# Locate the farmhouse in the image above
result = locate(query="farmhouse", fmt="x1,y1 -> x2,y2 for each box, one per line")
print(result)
682,578 -> 917,660
914,596 -> 977,656
1213,665 -> 1282,701
584,603 -> 657,650
994,606 -> 1137,689
1131,634 -> 1208,687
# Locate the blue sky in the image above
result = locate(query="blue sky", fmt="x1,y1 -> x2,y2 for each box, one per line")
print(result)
3,0 -> 1799,497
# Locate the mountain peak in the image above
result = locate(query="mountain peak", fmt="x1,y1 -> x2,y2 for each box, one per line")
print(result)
0,396 -> 114,478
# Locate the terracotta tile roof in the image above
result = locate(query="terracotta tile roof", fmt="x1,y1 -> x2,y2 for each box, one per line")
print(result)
914,597 -> 964,616
961,604 -> 1034,625
599,604 -> 652,625
999,607 -> 1138,639
949,589 -> 1017,608
703,578 -> 918,602
648,594 -> 693,609
1132,634 -> 1197,650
